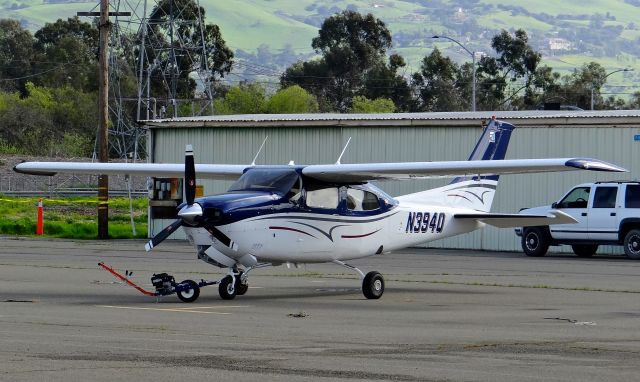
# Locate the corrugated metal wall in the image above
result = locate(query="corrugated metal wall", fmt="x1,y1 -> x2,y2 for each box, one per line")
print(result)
150,122 -> 640,254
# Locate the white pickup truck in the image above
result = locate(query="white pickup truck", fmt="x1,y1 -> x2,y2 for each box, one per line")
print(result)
516,181 -> 640,259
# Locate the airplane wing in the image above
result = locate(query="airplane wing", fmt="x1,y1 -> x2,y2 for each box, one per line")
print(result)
302,158 -> 626,182
14,158 -> 626,182
454,210 -> 576,228
14,162 -> 248,180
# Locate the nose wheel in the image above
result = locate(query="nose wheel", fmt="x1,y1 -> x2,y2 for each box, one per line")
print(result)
218,275 -> 237,300
218,270 -> 250,300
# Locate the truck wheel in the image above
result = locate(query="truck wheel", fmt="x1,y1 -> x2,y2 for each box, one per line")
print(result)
521,227 -> 550,257
571,244 -> 598,257
624,229 -> 640,259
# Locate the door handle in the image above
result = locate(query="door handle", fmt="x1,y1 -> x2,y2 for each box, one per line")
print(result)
581,212 -> 587,216
611,212 -> 616,216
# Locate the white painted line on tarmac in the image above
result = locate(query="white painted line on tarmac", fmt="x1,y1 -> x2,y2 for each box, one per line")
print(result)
172,305 -> 249,310
97,305 -> 232,315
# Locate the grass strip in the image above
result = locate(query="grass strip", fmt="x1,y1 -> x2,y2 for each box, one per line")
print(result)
0,195 -> 148,239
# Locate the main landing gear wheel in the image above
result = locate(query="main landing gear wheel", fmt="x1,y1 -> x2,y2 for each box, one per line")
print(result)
177,279 -> 200,303
362,271 -> 384,299
219,275 -> 237,300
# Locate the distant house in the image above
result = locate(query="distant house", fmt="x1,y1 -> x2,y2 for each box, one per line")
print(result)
548,38 -> 572,51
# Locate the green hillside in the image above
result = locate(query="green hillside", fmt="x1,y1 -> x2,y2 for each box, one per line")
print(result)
4,0 -> 640,91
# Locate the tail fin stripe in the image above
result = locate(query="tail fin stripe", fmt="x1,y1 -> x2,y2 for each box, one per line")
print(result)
447,183 -> 497,191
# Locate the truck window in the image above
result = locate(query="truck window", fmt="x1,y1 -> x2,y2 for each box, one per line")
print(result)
557,187 -> 590,209
626,185 -> 640,208
593,187 -> 617,208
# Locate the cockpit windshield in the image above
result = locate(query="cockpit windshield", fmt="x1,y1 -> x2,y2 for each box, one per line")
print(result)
228,168 -> 299,195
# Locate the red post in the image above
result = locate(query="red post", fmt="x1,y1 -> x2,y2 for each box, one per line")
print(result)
36,199 -> 44,235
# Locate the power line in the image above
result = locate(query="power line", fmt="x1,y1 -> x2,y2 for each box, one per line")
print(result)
0,64 -> 72,81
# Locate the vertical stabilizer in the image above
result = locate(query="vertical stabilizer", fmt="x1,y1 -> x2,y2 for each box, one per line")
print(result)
397,118 -> 515,212
450,118 -> 515,184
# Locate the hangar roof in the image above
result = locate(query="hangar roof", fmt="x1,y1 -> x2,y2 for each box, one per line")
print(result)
141,110 -> 640,129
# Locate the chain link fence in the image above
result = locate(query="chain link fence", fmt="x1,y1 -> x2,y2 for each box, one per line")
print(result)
0,173 -> 147,197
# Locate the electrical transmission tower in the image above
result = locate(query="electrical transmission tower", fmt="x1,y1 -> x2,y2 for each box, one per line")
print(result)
88,0 -> 213,161
133,0 -> 214,121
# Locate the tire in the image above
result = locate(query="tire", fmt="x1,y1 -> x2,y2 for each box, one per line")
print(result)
176,280 -> 200,303
218,275 -> 237,300
521,227 -> 550,257
362,271 -> 384,299
234,271 -> 248,296
571,244 -> 598,257
235,283 -> 248,295
624,229 -> 640,260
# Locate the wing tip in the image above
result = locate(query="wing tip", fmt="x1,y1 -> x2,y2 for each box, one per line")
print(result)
13,163 -> 57,176
565,158 -> 627,172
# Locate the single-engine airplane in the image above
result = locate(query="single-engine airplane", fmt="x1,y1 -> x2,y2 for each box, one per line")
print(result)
14,118 -> 626,302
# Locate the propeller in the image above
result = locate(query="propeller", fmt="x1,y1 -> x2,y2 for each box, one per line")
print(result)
145,145 -> 203,252
145,144 -> 237,252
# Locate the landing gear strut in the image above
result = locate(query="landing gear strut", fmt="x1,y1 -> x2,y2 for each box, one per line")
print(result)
333,260 -> 385,299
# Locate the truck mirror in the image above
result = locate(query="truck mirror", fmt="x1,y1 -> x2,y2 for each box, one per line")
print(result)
551,202 -> 558,209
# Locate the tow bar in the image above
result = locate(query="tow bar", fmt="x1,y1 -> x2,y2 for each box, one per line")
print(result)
98,262 -> 217,302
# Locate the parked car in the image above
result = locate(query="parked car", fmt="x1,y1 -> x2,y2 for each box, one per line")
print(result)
516,181 -> 640,259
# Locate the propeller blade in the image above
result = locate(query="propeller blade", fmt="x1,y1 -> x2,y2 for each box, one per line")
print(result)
185,144 -> 196,206
145,219 -> 182,252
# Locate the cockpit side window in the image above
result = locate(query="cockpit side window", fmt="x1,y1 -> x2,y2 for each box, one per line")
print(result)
347,188 -> 380,211
305,186 -> 339,209
557,187 -> 590,209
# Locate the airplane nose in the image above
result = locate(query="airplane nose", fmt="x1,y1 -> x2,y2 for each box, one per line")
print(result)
178,202 -> 203,225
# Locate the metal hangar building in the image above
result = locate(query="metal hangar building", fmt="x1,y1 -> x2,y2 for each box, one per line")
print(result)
141,110 -> 640,253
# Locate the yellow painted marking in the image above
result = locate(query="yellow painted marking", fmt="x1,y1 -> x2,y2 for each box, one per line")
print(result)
97,305 -> 232,315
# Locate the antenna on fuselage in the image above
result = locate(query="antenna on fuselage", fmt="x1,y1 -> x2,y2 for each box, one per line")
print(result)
335,137 -> 352,165
251,136 -> 269,166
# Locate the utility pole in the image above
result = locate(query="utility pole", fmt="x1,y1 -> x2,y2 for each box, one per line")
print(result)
79,2 -> 130,239
97,0 -> 109,240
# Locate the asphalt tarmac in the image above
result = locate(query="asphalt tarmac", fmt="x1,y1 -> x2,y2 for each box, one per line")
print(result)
2,237 -> 640,381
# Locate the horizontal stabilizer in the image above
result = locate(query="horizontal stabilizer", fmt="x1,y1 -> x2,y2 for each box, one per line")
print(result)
454,210 -> 577,228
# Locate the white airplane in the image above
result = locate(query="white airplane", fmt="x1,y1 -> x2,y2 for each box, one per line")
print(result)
15,118 -> 625,302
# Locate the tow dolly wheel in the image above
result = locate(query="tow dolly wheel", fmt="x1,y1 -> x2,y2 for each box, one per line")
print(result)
176,280 -> 200,303
362,271 -> 384,299
219,275 -> 237,300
